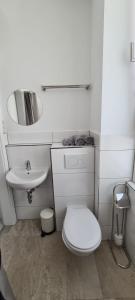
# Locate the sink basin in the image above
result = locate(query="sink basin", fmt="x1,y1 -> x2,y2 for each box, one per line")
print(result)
6,168 -> 49,190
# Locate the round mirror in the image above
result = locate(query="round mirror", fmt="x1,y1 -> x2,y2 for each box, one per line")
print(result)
7,90 -> 42,126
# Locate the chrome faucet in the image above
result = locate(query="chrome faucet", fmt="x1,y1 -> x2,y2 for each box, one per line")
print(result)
26,160 -> 31,172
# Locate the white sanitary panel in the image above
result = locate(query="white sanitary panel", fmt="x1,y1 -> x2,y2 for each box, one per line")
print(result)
53,173 -> 94,196
51,147 -> 94,173
51,146 -> 95,230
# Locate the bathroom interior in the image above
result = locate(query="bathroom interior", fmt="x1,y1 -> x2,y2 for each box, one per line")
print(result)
0,0 -> 135,299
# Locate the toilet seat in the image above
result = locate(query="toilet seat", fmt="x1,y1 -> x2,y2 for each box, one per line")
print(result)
62,229 -> 100,255
62,206 -> 101,255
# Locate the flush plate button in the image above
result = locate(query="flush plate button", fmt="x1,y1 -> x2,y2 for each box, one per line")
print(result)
64,154 -> 89,169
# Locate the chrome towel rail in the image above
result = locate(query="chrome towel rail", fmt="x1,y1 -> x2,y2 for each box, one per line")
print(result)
41,84 -> 91,91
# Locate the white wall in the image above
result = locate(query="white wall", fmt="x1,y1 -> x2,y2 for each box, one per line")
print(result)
90,0 -> 134,137
0,89 -> 16,225
1,0 -> 134,136
93,0 -> 135,240
129,0 -> 135,135
101,0 -> 134,136
90,0 -> 104,135
90,0 -> 135,137
0,142 -> 16,225
0,0 -> 92,133
125,0 -> 135,261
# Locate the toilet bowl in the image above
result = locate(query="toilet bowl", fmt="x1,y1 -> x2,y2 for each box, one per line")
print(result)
62,205 -> 101,256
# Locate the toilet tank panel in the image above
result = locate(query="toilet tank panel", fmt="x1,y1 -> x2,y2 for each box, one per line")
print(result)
51,146 -> 95,231
51,147 -> 94,174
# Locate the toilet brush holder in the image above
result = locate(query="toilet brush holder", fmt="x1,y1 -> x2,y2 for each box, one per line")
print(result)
114,233 -> 123,247
110,183 -> 131,269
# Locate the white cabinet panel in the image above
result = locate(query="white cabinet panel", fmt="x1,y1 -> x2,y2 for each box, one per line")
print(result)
53,173 -> 94,196
51,147 -> 94,174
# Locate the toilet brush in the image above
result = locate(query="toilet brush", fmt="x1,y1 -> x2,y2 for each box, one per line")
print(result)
110,183 -> 131,268
114,213 -> 123,247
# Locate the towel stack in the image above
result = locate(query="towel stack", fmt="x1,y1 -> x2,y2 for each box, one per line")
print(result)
62,134 -> 94,147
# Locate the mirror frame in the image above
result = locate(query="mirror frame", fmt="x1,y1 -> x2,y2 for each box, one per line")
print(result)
7,89 -> 43,127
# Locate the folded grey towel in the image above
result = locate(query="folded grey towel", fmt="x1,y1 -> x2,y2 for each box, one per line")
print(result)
85,135 -> 94,145
62,135 -> 94,146
62,136 -> 75,146
74,135 -> 86,146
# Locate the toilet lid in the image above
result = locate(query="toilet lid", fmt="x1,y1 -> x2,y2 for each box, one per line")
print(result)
63,207 -> 101,250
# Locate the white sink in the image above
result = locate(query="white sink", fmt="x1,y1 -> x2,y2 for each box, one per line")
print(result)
6,168 -> 49,190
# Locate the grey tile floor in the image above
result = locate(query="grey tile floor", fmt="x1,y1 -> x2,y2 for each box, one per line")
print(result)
0,220 -> 135,300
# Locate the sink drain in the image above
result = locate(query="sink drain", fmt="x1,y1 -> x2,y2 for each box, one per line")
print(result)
27,189 -> 35,204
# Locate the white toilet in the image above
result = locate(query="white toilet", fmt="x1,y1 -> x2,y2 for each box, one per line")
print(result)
51,146 -> 102,255
62,205 -> 101,256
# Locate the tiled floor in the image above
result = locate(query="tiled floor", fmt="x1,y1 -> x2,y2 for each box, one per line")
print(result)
0,220 -> 135,300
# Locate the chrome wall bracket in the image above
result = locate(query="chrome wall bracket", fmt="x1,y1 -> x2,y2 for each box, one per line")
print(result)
130,42 -> 135,62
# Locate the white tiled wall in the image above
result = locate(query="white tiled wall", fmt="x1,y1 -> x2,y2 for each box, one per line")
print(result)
52,130 -> 90,143
5,130 -> 92,221
5,131 -> 135,238
96,135 -> 134,240
7,132 -> 53,145
7,130 -> 90,145
100,150 -> 134,179
126,183 -> 135,264
7,145 -> 51,170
